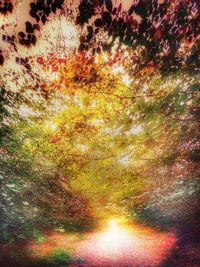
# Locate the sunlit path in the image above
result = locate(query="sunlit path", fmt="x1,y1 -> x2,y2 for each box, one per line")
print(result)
73,220 -> 177,267
25,219 -> 177,266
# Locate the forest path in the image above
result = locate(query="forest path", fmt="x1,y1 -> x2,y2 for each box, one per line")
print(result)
28,221 -> 177,267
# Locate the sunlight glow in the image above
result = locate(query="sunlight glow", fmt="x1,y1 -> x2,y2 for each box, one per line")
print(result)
76,219 -> 177,266
51,98 -> 68,111
111,66 -> 125,74
60,20 -> 79,48
126,125 -> 143,135
118,154 -> 130,165
18,106 -> 37,118
77,144 -> 89,152
122,74 -> 132,86
94,218 -> 133,253
44,121 -> 57,131
111,65 -> 132,86
109,219 -> 118,228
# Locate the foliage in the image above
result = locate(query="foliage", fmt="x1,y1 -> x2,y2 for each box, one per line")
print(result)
37,249 -> 73,267
76,0 -> 200,76
0,248 -> 76,267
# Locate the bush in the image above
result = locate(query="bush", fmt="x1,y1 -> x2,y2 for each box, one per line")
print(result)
39,249 -> 72,266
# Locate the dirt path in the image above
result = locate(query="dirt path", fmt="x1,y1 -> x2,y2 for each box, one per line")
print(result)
27,222 -> 177,267
73,223 -> 176,266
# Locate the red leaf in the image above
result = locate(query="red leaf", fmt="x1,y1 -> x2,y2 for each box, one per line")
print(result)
37,56 -> 43,64
155,29 -> 162,39
118,3 -> 122,12
52,65 -> 58,72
